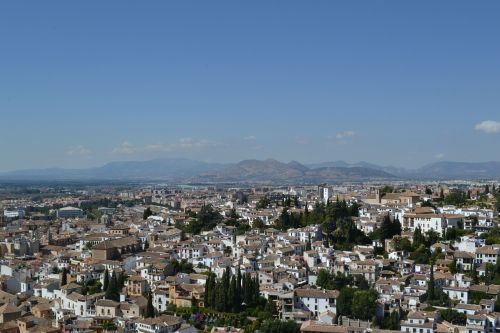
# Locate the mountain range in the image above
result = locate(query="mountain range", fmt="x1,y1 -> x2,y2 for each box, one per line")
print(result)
1,158 -> 500,183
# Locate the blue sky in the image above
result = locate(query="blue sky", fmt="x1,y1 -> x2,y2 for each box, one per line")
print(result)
1,1 -> 500,171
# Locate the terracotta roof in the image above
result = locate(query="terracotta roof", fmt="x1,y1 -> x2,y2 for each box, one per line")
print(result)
300,321 -> 347,333
0,303 -> 20,314
135,314 -> 181,327
295,288 -> 339,299
95,299 -> 119,307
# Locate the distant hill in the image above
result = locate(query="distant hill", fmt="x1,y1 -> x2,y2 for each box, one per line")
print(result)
415,161 -> 500,179
307,161 -> 409,177
0,158 -> 225,181
1,159 -> 499,182
308,160 -> 500,180
193,159 -> 396,183
91,158 -> 225,179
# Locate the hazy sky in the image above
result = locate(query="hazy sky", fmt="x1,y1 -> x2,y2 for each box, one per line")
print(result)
1,1 -> 500,171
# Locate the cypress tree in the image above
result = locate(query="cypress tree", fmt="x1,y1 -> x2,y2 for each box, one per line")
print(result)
204,273 -> 211,307
145,292 -> 155,318
209,273 -> 217,307
235,268 -> 242,311
427,264 -> 435,302
471,265 -> 479,284
103,269 -> 109,291
243,273 -> 254,305
106,271 -> 119,301
380,215 -> 393,241
242,274 -> 248,305
252,276 -> 260,305
414,227 -> 423,247
221,267 -> 230,311
228,275 -> 236,312
61,267 -> 68,286
215,283 -> 224,312
118,272 -> 126,289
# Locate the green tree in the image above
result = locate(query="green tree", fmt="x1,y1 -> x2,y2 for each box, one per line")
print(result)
351,289 -> 378,320
60,267 -> 68,286
316,269 -> 332,289
306,239 -> 312,251
105,271 -> 120,301
256,196 -> 271,209
145,292 -> 155,318
101,321 -> 117,332
409,244 -> 431,264
103,268 -> 109,291
379,215 -> 402,245
143,207 -> 153,220
380,215 -> 393,241
495,296 -> 500,312
235,268 -> 242,311
228,275 -> 236,312
444,191 -> 467,206
187,204 -> 223,234
391,237 -> 413,252
381,185 -> 393,193
413,227 -> 424,247
448,258 -> 458,274
426,230 -> 441,247
260,320 -> 300,333
337,287 -> 355,317
382,311 -> 400,330
427,264 -> 435,301
426,265 -> 450,306
439,309 -> 466,325
253,218 -> 265,230
204,272 -> 211,307
117,272 -> 126,290
471,265 -> 479,284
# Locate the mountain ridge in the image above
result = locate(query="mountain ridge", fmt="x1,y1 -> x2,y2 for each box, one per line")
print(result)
1,158 -> 500,182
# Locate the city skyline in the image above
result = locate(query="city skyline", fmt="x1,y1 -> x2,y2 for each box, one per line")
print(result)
1,1 -> 500,171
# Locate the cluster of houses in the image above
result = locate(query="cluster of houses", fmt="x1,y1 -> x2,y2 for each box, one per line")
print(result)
0,184 -> 498,333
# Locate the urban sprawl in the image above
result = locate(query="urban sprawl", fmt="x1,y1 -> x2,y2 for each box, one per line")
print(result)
1,181 -> 500,333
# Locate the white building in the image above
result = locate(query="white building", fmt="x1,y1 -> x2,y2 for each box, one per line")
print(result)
294,288 -> 338,318
403,213 -> 463,236
475,245 -> 500,265
57,206 -> 84,219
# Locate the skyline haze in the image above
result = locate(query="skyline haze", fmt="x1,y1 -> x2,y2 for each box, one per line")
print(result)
1,1 -> 500,171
